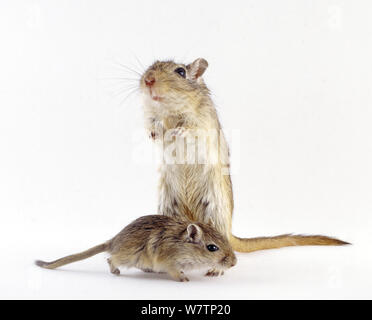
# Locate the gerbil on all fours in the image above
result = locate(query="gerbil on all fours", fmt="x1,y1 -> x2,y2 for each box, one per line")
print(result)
35,215 -> 237,282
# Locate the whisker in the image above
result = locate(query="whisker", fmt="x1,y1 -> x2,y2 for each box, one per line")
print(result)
112,60 -> 142,77
103,80 -> 140,89
118,87 -> 140,107
99,77 -> 140,81
132,54 -> 145,73
111,85 -> 139,98
105,80 -> 139,89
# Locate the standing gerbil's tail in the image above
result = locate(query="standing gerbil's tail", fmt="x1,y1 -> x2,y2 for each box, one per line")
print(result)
230,234 -> 350,253
35,242 -> 109,270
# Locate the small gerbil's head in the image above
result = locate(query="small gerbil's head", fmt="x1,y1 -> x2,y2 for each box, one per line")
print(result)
178,222 -> 237,271
140,58 -> 210,113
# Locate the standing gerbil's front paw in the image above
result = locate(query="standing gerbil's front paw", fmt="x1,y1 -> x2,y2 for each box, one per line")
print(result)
149,131 -> 158,140
168,127 -> 187,138
205,268 -> 224,277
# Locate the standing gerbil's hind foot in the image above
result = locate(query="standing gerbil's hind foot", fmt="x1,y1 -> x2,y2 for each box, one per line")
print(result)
107,258 -> 120,276
205,268 -> 224,277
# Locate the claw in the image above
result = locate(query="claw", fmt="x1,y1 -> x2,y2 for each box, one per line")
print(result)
205,269 -> 224,277
170,127 -> 186,138
112,268 -> 120,275
179,275 -> 190,282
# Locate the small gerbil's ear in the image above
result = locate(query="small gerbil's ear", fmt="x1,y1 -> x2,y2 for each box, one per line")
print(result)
186,224 -> 202,243
186,58 -> 208,80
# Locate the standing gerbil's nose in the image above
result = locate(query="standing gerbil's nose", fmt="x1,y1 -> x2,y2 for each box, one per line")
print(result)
145,73 -> 155,87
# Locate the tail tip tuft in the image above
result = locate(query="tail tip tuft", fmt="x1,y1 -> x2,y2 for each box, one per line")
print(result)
337,239 -> 351,246
314,236 -> 351,246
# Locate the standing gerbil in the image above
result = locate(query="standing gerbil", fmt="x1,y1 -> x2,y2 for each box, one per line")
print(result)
140,58 -> 348,275
35,215 -> 237,282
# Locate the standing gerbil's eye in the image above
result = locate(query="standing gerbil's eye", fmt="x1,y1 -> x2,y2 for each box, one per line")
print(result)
174,67 -> 186,78
206,244 -> 219,252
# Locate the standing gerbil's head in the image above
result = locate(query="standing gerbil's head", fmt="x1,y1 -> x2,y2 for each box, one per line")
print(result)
172,221 -> 237,272
140,58 -> 210,114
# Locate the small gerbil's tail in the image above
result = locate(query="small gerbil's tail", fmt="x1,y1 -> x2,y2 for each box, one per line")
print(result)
35,242 -> 109,270
230,234 -> 350,253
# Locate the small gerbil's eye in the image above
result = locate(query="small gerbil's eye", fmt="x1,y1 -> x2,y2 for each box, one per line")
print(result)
206,244 -> 219,252
174,67 -> 186,78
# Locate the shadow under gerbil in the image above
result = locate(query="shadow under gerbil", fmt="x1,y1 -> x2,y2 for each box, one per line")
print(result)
38,265 -> 175,282
117,270 -> 172,281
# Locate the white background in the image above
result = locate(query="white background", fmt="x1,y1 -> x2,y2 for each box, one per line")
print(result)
0,0 -> 371,299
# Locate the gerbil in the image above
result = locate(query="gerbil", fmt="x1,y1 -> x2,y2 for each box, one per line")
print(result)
140,58 -> 349,274
35,215 -> 237,282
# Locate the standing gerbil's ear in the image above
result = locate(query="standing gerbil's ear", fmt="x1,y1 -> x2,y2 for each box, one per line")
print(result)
186,58 -> 208,80
186,224 -> 202,243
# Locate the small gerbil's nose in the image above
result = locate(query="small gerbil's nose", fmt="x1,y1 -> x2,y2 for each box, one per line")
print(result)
231,256 -> 237,267
145,74 -> 155,87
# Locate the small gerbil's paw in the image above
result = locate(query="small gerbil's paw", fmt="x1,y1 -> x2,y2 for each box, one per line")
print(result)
179,274 -> 190,282
169,270 -> 189,282
205,269 -> 224,277
107,258 -> 120,276
111,268 -> 120,276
